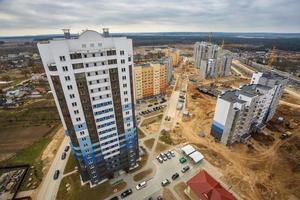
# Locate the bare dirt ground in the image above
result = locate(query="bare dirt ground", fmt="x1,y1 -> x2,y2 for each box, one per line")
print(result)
162,188 -> 176,200
170,64 -> 300,200
141,114 -> 163,135
41,127 -> 64,174
0,125 -> 57,161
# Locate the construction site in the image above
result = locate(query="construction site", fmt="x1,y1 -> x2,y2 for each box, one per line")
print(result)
162,57 -> 300,200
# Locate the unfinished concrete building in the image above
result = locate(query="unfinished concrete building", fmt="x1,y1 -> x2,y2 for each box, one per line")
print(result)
211,72 -> 288,145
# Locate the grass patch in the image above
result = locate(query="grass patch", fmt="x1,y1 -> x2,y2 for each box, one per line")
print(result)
144,138 -> 155,150
57,173 -> 127,200
0,124 -> 60,191
141,114 -> 163,127
174,182 -> 190,200
129,150 -> 148,174
133,168 -> 153,182
155,142 -> 170,154
64,154 -> 76,174
137,127 -> 146,139
160,130 -> 173,145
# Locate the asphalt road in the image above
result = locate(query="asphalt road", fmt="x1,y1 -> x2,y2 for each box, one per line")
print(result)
36,136 -> 70,200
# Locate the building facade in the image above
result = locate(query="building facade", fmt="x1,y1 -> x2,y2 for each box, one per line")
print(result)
194,41 -> 232,79
38,29 -> 139,186
160,57 -> 173,84
211,72 -> 288,145
133,62 -> 167,100
164,48 -> 180,67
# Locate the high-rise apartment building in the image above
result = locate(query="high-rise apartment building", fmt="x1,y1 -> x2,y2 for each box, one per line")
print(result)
164,48 -> 180,67
211,72 -> 288,145
38,29 -> 139,185
133,62 -> 167,100
194,42 -> 232,79
160,57 -> 173,84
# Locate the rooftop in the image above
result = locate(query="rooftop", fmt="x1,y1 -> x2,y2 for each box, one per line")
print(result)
187,170 -> 236,200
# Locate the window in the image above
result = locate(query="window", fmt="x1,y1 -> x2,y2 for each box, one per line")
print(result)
74,110 -> 79,114
72,102 -> 77,107
92,53 -> 95,57
82,44 -> 86,48
67,85 -> 73,90
122,76 -> 126,80
80,131 -> 84,135
87,72 -> 90,76
126,111 -> 129,115
76,117 -> 81,122
65,76 -> 70,81
124,91 -> 128,95
122,68 -> 126,72
70,94 -> 75,99
62,66 -> 68,71
72,63 -> 84,69
78,124 -> 83,128
125,98 -> 128,102
128,57 -> 131,62
70,53 -> 82,59
120,50 -> 124,55
123,84 -> 127,88
121,59 -> 125,64
59,56 -> 66,61
108,59 -> 117,65
107,50 -> 116,56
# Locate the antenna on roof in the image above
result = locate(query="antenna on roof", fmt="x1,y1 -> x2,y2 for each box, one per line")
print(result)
62,29 -> 71,39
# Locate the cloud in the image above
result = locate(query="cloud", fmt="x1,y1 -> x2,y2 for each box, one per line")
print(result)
0,0 -> 299,36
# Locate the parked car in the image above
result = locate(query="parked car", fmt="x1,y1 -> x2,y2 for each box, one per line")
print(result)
166,152 -> 172,159
53,170 -> 60,180
64,146 -> 70,152
61,152 -> 66,160
169,150 -> 175,157
157,196 -> 163,200
136,181 -> 147,190
181,165 -> 190,173
161,179 -> 170,187
179,157 -> 187,164
162,155 -> 168,161
156,156 -> 163,163
172,173 -> 179,180
110,196 -> 119,200
121,189 -> 132,198
148,104 -> 153,107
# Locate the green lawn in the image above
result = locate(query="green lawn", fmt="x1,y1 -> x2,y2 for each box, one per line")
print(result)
64,154 -> 76,174
137,127 -> 146,139
0,124 -> 61,191
57,173 -> 127,200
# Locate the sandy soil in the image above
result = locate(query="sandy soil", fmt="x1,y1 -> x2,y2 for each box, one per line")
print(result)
41,127 -> 64,174
141,114 -> 163,135
169,63 -> 300,200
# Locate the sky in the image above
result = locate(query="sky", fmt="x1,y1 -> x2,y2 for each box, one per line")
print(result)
0,0 -> 299,36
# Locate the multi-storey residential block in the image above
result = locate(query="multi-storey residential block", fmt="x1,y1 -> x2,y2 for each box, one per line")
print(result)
133,62 -> 167,100
160,57 -> 173,84
38,29 -> 139,186
164,48 -> 180,67
194,41 -> 232,79
211,72 -> 288,145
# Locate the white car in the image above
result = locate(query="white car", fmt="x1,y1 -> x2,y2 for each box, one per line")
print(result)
136,181 -> 147,190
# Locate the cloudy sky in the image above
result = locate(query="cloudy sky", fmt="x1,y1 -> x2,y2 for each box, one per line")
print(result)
0,0 -> 299,36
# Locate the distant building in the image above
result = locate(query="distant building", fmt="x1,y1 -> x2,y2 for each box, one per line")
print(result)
185,170 -> 236,200
165,48 -> 180,67
194,42 -> 232,79
160,57 -> 173,84
211,72 -> 288,145
38,29 -> 139,186
133,62 -> 167,100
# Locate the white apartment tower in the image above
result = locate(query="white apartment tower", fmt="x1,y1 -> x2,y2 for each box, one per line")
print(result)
194,41 -> 232,79
38,29 -> 139,185
211,72 -> 288,145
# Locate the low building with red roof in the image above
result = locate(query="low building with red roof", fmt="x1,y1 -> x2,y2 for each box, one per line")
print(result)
185,170 -> 236,200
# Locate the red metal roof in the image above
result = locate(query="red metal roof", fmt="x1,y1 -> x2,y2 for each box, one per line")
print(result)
187,170 -> 236,200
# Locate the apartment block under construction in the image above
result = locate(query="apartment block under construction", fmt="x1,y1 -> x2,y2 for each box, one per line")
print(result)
211,72 -> 288,145
194,41 -> 232,79
133,61 -> 170,100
